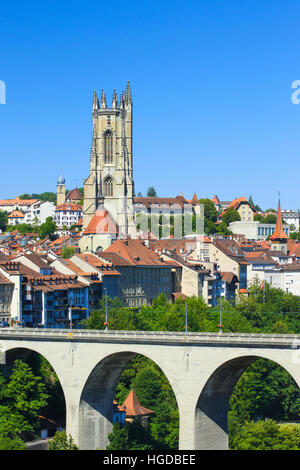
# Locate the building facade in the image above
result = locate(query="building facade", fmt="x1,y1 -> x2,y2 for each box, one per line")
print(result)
82,83 -> 135,239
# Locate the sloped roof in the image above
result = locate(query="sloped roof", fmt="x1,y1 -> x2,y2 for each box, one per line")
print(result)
219,197 -> 250,218
66,188 -> 82,201
122,390 -> 154,417
105,239 -> 173,267
270,199 -> 288,240
83,210 -> 118,235
8,210 -> 24,218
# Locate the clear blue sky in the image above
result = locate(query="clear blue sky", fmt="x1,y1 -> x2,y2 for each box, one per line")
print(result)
1,0 -> 300,210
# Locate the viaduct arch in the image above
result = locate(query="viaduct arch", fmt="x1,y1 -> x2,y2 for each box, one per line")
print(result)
0,329 -> 299,450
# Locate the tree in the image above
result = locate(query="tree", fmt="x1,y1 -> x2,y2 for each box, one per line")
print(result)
222,207 -> 241,226
230,419 -> 300,450
38,217 -> 57,240
264,213 -> 277,224
146,187 -> 157,197
0,211 -> 8,231
0,437 -> 26,450
61,246 -> 75,259
48,430 -> 79,450
198,198 -> 218,223
106,423 -> 129,450
0,359 -> 49,439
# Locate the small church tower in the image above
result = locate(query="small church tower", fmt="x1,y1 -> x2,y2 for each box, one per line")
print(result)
57,174 -> 66,206
270,193 -> 288,254
82,82 -> 135,240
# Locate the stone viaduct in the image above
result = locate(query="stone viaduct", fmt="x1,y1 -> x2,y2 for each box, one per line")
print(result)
0,328 -> 299,450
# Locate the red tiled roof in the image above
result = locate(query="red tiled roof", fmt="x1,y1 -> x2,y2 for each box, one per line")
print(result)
270,200 -> 288,240
212,195 -> 220,204
122,390 -> 154,417
105,239 -> 173,266
83,209 -> 118,235
8,210 -> 24,218
0,197 -> 38,207
66,188 -> 82,201
219,197 -> 249,218
55,203 -> 82,212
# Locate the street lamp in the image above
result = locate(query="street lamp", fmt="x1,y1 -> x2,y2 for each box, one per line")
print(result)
103,287 -> 108,332
185,302 -> 188,336
218,296 -> 223,334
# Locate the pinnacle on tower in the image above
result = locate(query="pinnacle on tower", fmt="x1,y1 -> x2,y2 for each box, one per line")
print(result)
125,80 -> 132,104
92,90 -> 99,110
112,89 -> 118,109
120,90 -> 126,109
100,90 -> 107,108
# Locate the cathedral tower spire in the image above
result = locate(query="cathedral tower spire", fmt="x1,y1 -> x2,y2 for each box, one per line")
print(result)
82,82 -> 135,242
112,89 -> 118,109
100,90 -> 107,109
92,90 -> 99,111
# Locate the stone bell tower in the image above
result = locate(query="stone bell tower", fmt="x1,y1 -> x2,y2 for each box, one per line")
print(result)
83,82 -> 135,238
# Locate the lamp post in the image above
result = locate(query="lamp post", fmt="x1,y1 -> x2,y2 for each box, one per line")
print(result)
68,304 -> 73,334
185,302 -> 188,336
218,296 -> 223,334
103,287 -> 108,332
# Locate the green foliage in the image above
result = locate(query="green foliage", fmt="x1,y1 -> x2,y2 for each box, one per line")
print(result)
0,210 -> 8,231
229,359 -> 300,425
230,420 -> 300,450
106,423 -> 129,450
38,217 -> 57,240
0,360 -> 49,439
290,231 -> 300,241
19,192 -> 57,204
198,198 -> 218,223
61,246 -> 75,259
48,430 -> 79,450
146,186 -> 157,197
6,223 -> 35,235
0,436 -> 27,450
222,206 -> 241,226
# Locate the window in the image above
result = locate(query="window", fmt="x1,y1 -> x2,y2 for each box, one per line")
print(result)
104,177 -> 113,197
104,131 -> 113,164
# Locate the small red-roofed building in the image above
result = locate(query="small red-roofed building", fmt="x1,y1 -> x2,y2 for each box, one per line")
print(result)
7,210 -> 25,226
78,209 -> 119,253
121,390 -> 155,425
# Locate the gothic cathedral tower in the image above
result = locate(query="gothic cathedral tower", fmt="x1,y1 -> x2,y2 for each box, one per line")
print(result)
83,82 -> 135,238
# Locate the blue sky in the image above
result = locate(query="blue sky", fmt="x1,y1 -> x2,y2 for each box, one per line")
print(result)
1,0 -> 300,210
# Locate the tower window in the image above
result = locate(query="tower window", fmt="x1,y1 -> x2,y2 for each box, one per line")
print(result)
104,177 -> 113,197
104,131 -> 113,164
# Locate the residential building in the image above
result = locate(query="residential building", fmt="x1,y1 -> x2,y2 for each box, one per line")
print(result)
69,253 -> 120,300
281,210 -> 300,231
218,197 -> 255,222
24,201 -> 55,225
100,239 -> 176,307
7,210 -> 25,226
0,196 -> 39,214
0,272 -> 14,325
54,202 -> 83,229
